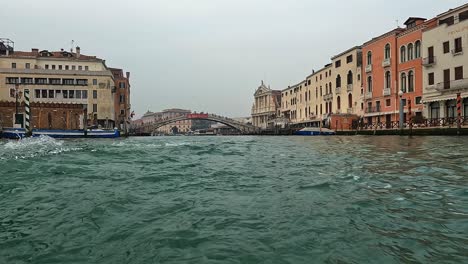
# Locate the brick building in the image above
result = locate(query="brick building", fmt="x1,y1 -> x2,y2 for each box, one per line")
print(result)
110,68 -> 131,134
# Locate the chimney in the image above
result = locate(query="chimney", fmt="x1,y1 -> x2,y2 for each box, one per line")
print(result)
126,72 -> 130,79
31,48 -> 39,54
76,46 -> 80,58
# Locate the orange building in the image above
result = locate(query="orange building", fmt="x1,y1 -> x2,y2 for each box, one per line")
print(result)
362,28 -> 404,125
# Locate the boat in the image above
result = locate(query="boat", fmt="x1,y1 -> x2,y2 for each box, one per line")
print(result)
294,127 -> 336,136
0,127 -> 120,139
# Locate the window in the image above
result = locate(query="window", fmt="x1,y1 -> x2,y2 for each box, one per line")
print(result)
335,60 -> 341,68
428,72 -> 435,85
75,90 -> 81,99
443,69 -> 450,89
120,94 -> 125,103
443,41 -> 450,53
384,44 -> 390,59
357,74 -> 361,81
63,90 -> 68,98
348,94 -> 352,109
69,90 -> 75,99
93,79 -> 98,85
6,77 -> 19,84
45,64 -> 49,69
119,82 -> 126,89
35,89 -> 41,98
376,101 -> 381,112
400,46 -> 406,62
386,99 -> 391,107
120,109 -> 125,115
385,71 -> 391,89
48,90 -> 54,98
85,66 -> 89,71
401,73 -> 407,92
78,66 -> 83,70
65,65 -> 69,70
76,79 -> 88,86
367,76 -> 372,92
336,75 -> 341,88
41,89 -> 48,98
59,65 -> 63,70
25,63 -> 30,69
415,97 -> 422,104
82,90 -> 88,99
11,63 -> 16,68
52,65 -> 56,70
367,51 -> 372,65
320,86 -> 322,96
347,71 -> 353,85
454,37 -> 462,53
455,66 -> 463,80
337,96 -> 341,110
415,41 -> 421,58
346,55 -> 353,63
63,79 -> 74,85
307,80 -> 311,85
93,90 -> 98,99
439,16 -> 454,26
407,43 -> 413,60
325,72 -> 328,77
408,71 -> 414,92
21,78 -> 33,84
93,104 -> 98,113
320,74 -> 322,80
460,10 -> 468,22
72,65 -> 76,70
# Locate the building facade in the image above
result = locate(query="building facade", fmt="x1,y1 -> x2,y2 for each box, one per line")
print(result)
422,4 -> 468,120
251,81 -> 281,129
110,68 -> 131,134
0,43 -> 117,129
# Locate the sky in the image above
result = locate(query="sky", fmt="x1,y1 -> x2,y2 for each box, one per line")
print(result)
2,0 -> 466,118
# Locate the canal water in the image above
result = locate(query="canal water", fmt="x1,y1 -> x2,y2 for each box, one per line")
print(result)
0,136 -> 467,263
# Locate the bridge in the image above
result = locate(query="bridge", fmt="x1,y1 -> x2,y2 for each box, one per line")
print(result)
133,113 -> 260,135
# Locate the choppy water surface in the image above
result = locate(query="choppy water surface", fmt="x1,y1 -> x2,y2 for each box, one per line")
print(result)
0,136 -> 467,263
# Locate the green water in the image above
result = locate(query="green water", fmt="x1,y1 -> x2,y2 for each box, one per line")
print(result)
0,136 -> 467,263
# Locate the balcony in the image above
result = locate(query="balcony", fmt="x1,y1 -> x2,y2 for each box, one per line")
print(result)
426,84 -> 437,91
335,86 -> 341,95
365,91 -> 373,99
452,48 -> 463,56
324,93 -> 333,101
347,84 -> 353,92
382,58 -> 391,68
347,108 -> 353,114
422,56 -> 436,67
383,88 -> 391,96
435,78 -> 468,92
365,64 -> 372,73
366,106 -> 381,113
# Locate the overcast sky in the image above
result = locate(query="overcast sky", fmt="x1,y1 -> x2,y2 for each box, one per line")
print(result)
2,0 -> 466,117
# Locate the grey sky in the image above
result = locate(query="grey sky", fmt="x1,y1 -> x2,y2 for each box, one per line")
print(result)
2,0 -> 466,117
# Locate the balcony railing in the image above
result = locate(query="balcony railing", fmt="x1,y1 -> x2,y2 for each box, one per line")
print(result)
435,78 -> 468,91
323,93 -> 333,100
426,84 -> 437,91
365,64 -> 372,73
347,84 -> 353,92
422,56 -> 436,67
383,88 -> 391,96
365,106 -> 381,113
353,117 -> 468,130
382,58 -> 391,67
335,86 -> 341,95
365,91 -> 373,99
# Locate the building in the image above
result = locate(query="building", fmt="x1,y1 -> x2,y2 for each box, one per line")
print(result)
0,40 -> 117,129
251,81 -> 281,129
422,4 -> 468,120
139,108 -> 192,134
110,68 -> 131,134
310,64 -> 333,120
362,28 -> 405,125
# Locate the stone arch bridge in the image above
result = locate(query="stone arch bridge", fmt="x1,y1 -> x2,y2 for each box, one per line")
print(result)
136,113 -> 260,135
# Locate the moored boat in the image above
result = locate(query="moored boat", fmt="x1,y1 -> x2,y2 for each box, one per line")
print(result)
0,127 -> 120,139
294,127 -> 336,136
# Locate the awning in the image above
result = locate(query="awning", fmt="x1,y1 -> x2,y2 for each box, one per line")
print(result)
422,94 -> 457,103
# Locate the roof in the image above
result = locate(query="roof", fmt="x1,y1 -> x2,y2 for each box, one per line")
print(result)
3,50 -> 102,61
362,28 -> 405,47
331,46 -> 361,60
404,17 -> 426,25
436,3 -> 468,18
162,108 -> 191,113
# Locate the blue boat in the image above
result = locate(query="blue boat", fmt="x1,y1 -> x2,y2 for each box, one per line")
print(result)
294,127 -> 336,136
1,127 -> 120,139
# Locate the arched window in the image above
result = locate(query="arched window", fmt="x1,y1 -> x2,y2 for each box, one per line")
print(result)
401,72 -> 407,92
415,40 -> 421,58
337,96 -> 341,110
347,70 -> 353,85
336,75 -> 341,88
408,71 -> 414,92
385,43 -> 391,59
329,101 -> 332,113
367,76 -> 372,92
326,83 -> 328,93
367,51 -> 372,65
348,93 -> 353,109
385,71 -> 391,89
400,46 -> 406,63
329,82 -> 332,93
408,43 -> 414,61
430,102 -> 440,119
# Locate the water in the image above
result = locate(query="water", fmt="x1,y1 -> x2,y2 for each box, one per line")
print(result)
1,136 -> 467,263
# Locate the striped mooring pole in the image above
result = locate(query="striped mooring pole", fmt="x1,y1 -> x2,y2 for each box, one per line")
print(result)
24,89 -> 32,137
457,93 -> 461,133
408,99 -> 412,131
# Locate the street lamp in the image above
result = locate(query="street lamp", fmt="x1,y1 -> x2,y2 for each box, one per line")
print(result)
399,89 -> 404,131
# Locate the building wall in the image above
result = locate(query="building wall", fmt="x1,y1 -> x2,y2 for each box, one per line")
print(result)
422,7 -> 468,118
309,65 -> 333,120
251,82 -> 280,129
111,69 -> 131,133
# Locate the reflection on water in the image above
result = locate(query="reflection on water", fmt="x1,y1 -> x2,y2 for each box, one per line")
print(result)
0,136 -> 467,263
